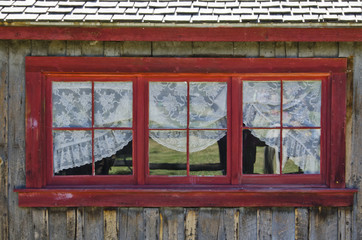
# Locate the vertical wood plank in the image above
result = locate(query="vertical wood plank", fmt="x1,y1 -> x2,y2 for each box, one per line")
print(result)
49,208 -> 68,240
309,207 -> 338,240
66,209 -> 76,239
104,209 -> 118,240
84,207 -> 104,240
0,39 -> 9,240
271,208 -> 295,240
259,42 -> 276,58
257,208 -> 272,240
32,208 -> 49,240
185,209 -> 198,240
239,208 -> 257,240
233,42 -> 260,57
8,40 -> 34,240
66,41 -> 82,56
76,208 -> 85,240
48,41 -> 66,56
298,42 -> 314,57
144,208 -> 160,240
275,42 -> 286,58
285,42 -> 298,57
119,208 -> 144,240
222,208 -> 239,240
160,208 -> 185,240
81,41 -> 104,56
314,42 -> 339,57
192,42 -> 234,56
104,42 -> 122,57
152,42 -> 193,56
197,208 -> 222,239
31,40 -> 50,56
122,42 -> 152,56
295,208 -> 309,240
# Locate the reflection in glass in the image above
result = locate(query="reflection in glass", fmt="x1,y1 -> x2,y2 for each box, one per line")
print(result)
282,129 -> 320,174
243,129 -> 280,174
149,131 -> 187,175
189,130 -> 227,176
283,81 -> 321,127
94,82 -> 133,127
243,81 -> 281,127
53,130 -> 92,175
52,82 -> 92,128
94,130 -> 133,175
149,82 -> 187,129
189,82 -> 227,129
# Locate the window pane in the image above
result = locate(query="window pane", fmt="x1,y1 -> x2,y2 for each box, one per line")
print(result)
52,82 -> 92,128
94,82 -> 133,127
149,82 -> 187,129
283,81 -> 321,127
189,82 -> 227,129
149,130 -> 187,175
53,130 -> 92,175
243,81 -> 281,127
243,129 -> 280,174
189,130 -> 227,176
282,129 -> 320,174
94,130 -> 133,175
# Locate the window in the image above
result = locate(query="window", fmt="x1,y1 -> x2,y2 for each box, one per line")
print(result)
18,57 -> 355,207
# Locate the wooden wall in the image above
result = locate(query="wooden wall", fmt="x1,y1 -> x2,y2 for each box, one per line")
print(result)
0,40 -> 361,240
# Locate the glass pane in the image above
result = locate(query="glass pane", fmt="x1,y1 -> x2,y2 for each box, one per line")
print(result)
243,81 -> 281,127
52,82 -> 92,128
282,129 -> 320,174
189,130 -> 227,176
53,130 -> 92,175
243,129 -> 280,174
189,82 -> 227,129
94,82 -> 133,127
149,130 -> 187,175
94,130 -> 133,175
149,82 -> 187,129
283,81 -> 321,127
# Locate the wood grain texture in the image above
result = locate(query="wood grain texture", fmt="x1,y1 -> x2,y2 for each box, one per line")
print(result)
338,208 -> 352,240
48,41 -> 66,56
309,207 -> 338,240
295,208 -> 309,240
222,208 -> 239,240
48,208 -> 68,240
271,208 -> 295,240
76,208 -> 85,240
122,41 -> 151,56
144,208 -> 160,240
104,209 -> 118,240
32,208 -> 49,240
314,42 -> 339,57
84,207 -> 104,240
0,39 -> 9,240
66,209 -> 76,239
104,42 -> 122,57
185,209 -> 198,240
257,208 -> 273,240
233,42 -> 259,57
66,41 -> 82,56
239,208 -> 257,240
197,208 -> 222,240
81,41 -> 104,56
298,42 -> 314,58
8,40 -> 33,240
259,42 -> 276,58
152,42 -> 192,57
192,42 -> 234,57
275,42 -> 286,58
119,208 -> 144,240
160,208 -> 185,240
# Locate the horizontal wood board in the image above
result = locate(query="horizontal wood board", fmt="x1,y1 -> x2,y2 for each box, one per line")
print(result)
0,40 -> 361,239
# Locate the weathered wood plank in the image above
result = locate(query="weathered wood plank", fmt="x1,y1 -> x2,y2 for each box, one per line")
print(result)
32,208 -> 49,240
31,40 -> 50,56
81,41 -> 104,56
285,42 -> 298,58
66,41 -> 82,56
295,208 -> 309,240
104,209 -> 118,240
152,42 -> 193,56
104,42 -> 122,57
66,209 -> 76,239
48,41 -> 66,56
239,208 -> 257,240
257,208 -> 272,240
314,42 -> 339,57
144,208 -> 160,240
8,40 -> 34,240
185,209 -> 198,240
298,42 -> 314,57
197,208 -> 222,240
119,208 -> 144,240
259,42 -> 276,58
76,208 -> 85,240
271,208 -> 295,240
83,207 -> 104,240
122,42 -> 152,56
0,39 -> 9,240
222,208 -> 239,240
275,42 -> 286,58
160,208 -> 184,240
233,42 -> 259,57
338,208 -> 352,240
49,208 -> 68,240
309,207 -> 338,240
192,42 -> 233,56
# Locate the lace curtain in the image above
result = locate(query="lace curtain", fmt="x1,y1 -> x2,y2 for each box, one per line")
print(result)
52,80 -> 321,174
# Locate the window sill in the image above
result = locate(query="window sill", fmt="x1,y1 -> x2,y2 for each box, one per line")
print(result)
15,187 -> 357,207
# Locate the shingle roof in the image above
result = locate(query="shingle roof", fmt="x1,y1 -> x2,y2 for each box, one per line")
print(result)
0,0 -> 361,24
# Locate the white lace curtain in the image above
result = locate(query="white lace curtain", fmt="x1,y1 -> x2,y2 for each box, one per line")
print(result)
52,80 -> 321,174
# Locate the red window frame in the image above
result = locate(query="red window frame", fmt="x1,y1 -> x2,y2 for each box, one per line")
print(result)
18,57 -> 356,207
